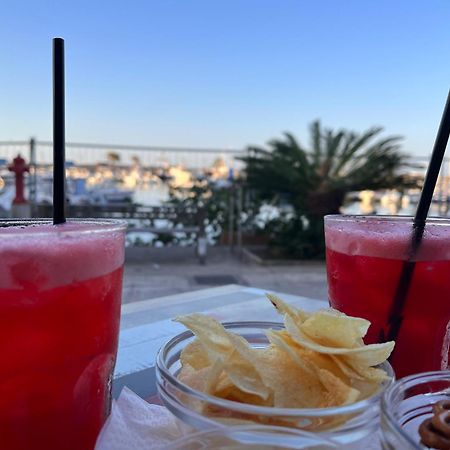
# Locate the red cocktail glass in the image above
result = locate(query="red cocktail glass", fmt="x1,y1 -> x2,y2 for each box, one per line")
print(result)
0,219 -> 126,450
325,215 -> 450,378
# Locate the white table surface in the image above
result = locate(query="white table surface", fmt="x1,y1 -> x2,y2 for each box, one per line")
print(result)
112,284 -> 328,398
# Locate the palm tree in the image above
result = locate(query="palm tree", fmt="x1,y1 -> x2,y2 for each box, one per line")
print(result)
242,120 -> 417,257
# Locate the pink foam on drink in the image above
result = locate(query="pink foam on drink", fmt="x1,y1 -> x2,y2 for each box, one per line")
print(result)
325,217 -> 450,261
0,221 -> 125,290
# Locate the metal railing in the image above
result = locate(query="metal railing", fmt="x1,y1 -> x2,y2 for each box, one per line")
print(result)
2,138 -> 450,217
0,139 -> 246,171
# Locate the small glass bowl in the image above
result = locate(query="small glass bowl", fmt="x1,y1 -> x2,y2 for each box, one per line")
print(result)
156,321 -> 394,448
380,370 -> 450,449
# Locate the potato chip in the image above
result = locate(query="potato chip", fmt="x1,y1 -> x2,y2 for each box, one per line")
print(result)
329,355 -> 366,380
317,369 -> 360,406
178,363 -> 206,391
267,329 -> 361,405
252,345 -> 327,408
223,348 -> 271,400
270,330 -> 347,379
266,293 -> 310,323
300,310 -> 370,348
204,359 -> 226,395
177,364 -> 211,413
178,360 -> 223,395
174,314 -> 234,360
175,314 -> 270,400
214,370 -> 234,394
300,348 -> 348,382
284,315 -> 394,366
212,370 -> 271,406
218,385 -> 272,406
178,358 -> 229,415
341,358 -> 390,382
330,355 -> 388,382
266,329 -> 316,377
180,339 -> 210,370
328,358 -> 382,402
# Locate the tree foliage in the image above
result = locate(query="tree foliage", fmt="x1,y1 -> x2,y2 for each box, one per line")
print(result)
241,121 -> 418,258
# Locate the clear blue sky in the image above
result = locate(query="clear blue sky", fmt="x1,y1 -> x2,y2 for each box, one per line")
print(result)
1,0 -> 449,156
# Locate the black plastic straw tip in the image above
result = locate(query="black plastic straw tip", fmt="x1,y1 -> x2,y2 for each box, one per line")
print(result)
53,37 -> 66,225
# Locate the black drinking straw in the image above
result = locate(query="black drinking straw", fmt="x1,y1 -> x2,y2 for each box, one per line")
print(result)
384,90 -> 450,345
53,37 -> 66,225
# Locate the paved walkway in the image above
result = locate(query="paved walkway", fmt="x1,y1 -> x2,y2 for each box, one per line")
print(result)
122,246 -> 328,304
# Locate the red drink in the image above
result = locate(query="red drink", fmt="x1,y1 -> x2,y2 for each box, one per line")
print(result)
325,215 -> 450,379
0,220 -> 126,450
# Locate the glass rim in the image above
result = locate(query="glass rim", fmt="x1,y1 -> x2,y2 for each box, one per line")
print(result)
381,370 -> 450,450
0,218 -> 128,237
164,424 -> 339,449
324,214 -> 450,226
156,321 -> 395,418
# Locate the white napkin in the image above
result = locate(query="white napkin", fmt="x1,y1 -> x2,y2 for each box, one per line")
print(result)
95,387 -> 181,450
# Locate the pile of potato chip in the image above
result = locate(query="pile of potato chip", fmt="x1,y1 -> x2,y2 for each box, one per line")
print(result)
175,294 -> 394,411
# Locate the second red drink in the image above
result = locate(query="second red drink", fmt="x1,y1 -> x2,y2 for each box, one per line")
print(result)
325,215 -> 450,378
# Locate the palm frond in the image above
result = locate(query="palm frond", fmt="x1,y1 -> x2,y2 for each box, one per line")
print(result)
330,127 -> 387,177
320,130 -> 345,179
310,120 -> 322,169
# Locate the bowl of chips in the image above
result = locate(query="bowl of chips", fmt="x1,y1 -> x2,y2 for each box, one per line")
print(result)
156,295 -> 395,448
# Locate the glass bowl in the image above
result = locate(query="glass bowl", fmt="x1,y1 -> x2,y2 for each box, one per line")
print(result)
163,424 -> 341,449
380,370 -> 450,449
156,321 -> 394,448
